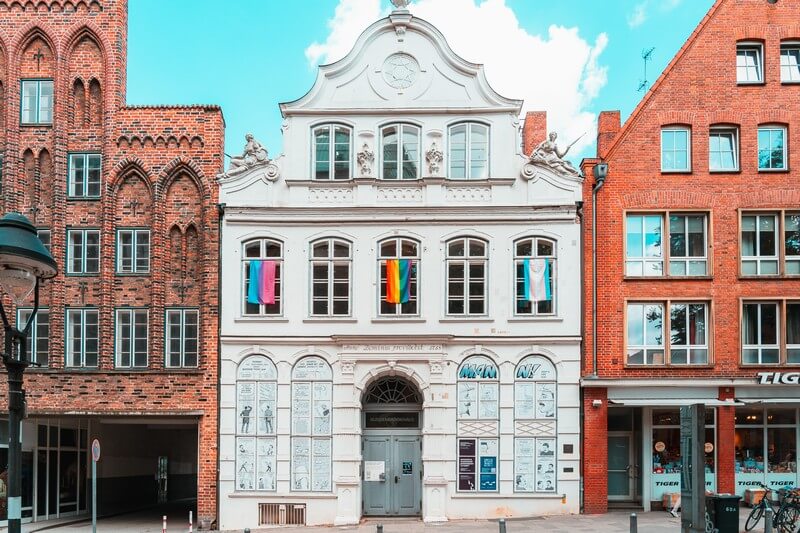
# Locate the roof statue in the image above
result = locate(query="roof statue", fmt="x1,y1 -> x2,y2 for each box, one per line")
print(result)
528,131 -> 582,177
390,0 -> 410,9
219,133 -> 280,181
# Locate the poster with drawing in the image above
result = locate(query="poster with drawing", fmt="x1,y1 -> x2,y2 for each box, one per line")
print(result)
257,382 -> 277,434
479,383 -> 499,419
478,439 -> 498,491
515,382 -> 535,419
457,382 -> 477,419
237,383 -> 256,435
535,438 -> 557,492
536,383 -> 556,419
256,438 -> 276,491
292,383 -> 312,435
291,437 -> 311,491
311,438 -> 332,491
238,356 -> 277,381
312,382 -> 332,435
514,438 -> 535,492
292,356 -> 332,381
236,437 -> 255,491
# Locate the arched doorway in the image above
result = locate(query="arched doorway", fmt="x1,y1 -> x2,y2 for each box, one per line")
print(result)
361,376 -> 422,517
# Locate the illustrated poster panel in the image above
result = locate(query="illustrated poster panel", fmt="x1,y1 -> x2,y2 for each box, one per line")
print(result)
458,438 -> 477,491
311,438 -> 332,491
293,357 -> 332,380
237,383 -> 256,435
291,437 -> 311,491
479,383 -> 499,419
536,382 -> 556,419
256,437 -> 277,491
457,382 -> 477,419
535,438 -> 556,492
239,356 -> 277,381
292,383 -> 312,435
312,382 -> 332,435
257,382 -> 277,435
515,382 -> 535,419
236,437 -> 255,491
478,439 -> 498,492
514,438 -> 535,492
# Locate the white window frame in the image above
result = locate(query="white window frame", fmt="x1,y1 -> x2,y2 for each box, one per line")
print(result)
626,302 -> 665,365
757,126 -> 788,171
708,127 -> 739,172
378,237 -> 420,317
448,122 -> 489,179
65,308 -> 99,368
165,308 -> 198,368
737,42 -> 764,84
17,308 -> 49,367
312,124 -> 352,180
445,237 -> 488,316
781,42 -> 800,83
116,228 -> 150,274
20,79 -> 53,124
67,153 -> 102,198
114,308 -> 148,368
309,238 -> 352,317
513,237 -> 557,316
457,355 -> 499,421
668,302 -> 710,365
661,126 -> 691,172
67,229 -> 100,274
380,123 -> 421,180
290,356 -> 333,492
741,213 -> 779,276
235,355 -> 278,492
242,238 -> 283,316
742,301 -> 780,365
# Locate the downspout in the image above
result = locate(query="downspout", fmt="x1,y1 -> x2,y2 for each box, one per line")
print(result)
576,199 -> 585,513
591,169 -> 606,377
215,202 -> 225,530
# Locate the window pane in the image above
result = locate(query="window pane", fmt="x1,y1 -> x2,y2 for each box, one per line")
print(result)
687,216 -> 705,257
644,216 -> 662,257
38,81 -> 54,123
742,304 -> 759,345
315,128 -> 330,180
788,304 -> 800,347
645,304 -> 663,346
669,215 -> 686,257
21,81 -> 37,123
670,304 -> 687,346
761,304 -> 778,344
689,304 -> 706,345
627,304 -> 644,345
626,216 -> 643,258
760,216 -> 776,256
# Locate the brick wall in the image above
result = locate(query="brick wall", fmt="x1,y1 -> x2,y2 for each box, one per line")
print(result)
0,0 -> 223,522
582,387 -> 608,513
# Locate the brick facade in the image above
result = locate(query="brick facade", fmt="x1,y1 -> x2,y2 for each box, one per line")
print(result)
0,0 -> 223,523
581,0 -> 800,513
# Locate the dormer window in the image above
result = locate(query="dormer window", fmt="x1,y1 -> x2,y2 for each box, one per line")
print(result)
449,123 -> 489,179
381,124 -> 420,180
313,124 -> 351,180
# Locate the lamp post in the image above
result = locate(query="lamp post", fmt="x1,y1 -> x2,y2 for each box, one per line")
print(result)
0,213 -> 57,533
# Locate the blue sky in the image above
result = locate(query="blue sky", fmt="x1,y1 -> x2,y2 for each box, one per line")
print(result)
127,0 -> 715,163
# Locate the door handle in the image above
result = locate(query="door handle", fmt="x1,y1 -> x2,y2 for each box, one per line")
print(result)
395,475 -> 399,484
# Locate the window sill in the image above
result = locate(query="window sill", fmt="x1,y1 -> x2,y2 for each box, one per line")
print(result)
507,316 -> 564,322
757,168 -> 790,173
227,492 -> 335,499
439,317 -> 494,323
623,364 -> 714,369
20,122 -> 53,128
738,275 -> 793,280
234,316 -> 289,323
66,197 -> 102,202
65,273 -> 100,277
709,169 -> 740,174
115,272 -> 151,277
737,81 -> 766,86
623,275 -> 713,281
781,81 -> 800,85
371,317 -> 426,323
739,363 -> 800,368
303,318 -> 358,323
660,170 -> 692,174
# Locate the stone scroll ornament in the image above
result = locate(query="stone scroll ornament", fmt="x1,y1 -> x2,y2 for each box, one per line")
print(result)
390,0 -> 410,8
221,133 -> 279,181
426,142 -> 443,176
357,143 -> 374,177
522,131 -> 583,179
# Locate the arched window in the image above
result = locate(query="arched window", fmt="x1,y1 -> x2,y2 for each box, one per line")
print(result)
446,237 -> 487,316
291,356 -> 332,492
312,124 -> 351,180
242,238 -> 282,316
457,355 -> 499,493
235,355 -> 278,491
448,122 -> 489,179
378,237 -> 419,316
513,355 -> 557,493
310,238 -> 351,316
381,123 -> 420,180
514,237 -> 556,316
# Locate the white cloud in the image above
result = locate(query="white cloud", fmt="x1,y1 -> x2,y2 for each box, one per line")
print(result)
627,0 -> 683,29
627,2 -> 647,28
305,0 -> 608,156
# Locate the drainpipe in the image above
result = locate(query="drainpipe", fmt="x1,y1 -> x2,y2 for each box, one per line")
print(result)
590,163 -> 608,377
215,202 -> 225,531
576,200 -> 585,513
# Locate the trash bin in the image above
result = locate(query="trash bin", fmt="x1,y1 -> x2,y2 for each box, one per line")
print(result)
706,493 -> 742,533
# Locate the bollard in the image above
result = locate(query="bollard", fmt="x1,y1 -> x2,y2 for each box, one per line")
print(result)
498,518 -> 507,533
629,512 -> 637,533
765,507 -> 774,533
189,510 -> 193,533
162,515 -> 167,533
376,523 -> 384,533
244,529 -> 251,533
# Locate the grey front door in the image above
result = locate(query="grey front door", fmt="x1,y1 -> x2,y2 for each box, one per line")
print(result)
363,435 -> 421,516
608,432 -> 633,500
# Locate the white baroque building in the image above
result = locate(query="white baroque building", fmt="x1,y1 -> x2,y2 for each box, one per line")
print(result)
218,4 -> 583,528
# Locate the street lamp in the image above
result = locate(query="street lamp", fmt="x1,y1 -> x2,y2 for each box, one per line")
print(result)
0,213 -> 56,533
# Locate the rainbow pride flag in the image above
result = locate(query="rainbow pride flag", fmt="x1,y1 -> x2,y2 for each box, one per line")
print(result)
386,259 -> 412,304
523,258 -> 551,302
247,260 -> 277,305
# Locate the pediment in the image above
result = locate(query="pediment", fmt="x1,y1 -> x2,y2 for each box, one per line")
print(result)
281,11 -> 521,114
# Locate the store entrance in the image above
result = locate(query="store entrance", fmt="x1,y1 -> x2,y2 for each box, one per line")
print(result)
607,407 -> 642,506
361,376 -> 422,517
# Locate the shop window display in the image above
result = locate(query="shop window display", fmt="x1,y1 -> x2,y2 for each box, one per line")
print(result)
734,407 -> 798,496
651,409 -> 715,501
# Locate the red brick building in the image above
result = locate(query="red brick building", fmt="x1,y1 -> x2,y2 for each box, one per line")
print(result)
0,0 -> 223,527
581,0 -> 800,514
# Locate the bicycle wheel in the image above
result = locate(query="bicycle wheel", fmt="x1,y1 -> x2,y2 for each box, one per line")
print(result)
745,504 -> 764,531
777,505 -> 800,533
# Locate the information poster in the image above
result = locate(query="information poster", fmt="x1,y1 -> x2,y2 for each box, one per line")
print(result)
515,383 -> 535,420
514,438 -> 535,492
311,438 -> 332,491
536,438 -> 556,492
514,355 -> 557,420
364,461 -> 385,482
291,437 -> 311,491
292,383 -> 312,435
312,382 -> 332,435
458,438 -> 498,492
239,356 -> 278,381
478,439 -> 498,491
293,357 -> 332,380
458,439 -> 477,491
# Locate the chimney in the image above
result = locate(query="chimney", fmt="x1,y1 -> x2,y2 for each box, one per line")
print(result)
522,111 -> 547,156
597,111 -> 621,158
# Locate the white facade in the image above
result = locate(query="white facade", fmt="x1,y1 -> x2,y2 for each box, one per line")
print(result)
218,6 -> 583,528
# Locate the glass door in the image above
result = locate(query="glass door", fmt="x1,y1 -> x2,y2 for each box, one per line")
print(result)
608,432 -> 633,500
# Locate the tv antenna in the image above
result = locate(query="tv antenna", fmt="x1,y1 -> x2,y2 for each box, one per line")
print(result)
637,47 -> 655,92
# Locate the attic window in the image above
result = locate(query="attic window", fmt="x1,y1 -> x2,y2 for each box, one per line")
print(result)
313,124 -> 351,180
736,42 -> 763,84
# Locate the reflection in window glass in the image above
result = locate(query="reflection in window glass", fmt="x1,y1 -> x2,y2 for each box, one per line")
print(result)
742,302 -> 780,364
758,127 -> 786,171
626,214 -> 663,276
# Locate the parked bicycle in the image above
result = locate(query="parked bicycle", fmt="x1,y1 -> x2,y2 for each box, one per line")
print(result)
745,482 -> 800,533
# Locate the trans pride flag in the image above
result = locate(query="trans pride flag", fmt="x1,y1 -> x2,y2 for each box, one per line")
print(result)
247,260 -> 277,305
522,258 -> 551,302
385,259 -> 412,304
